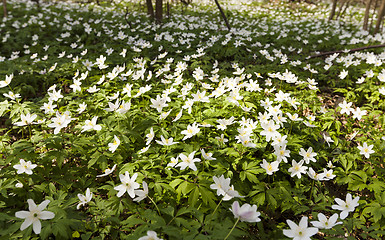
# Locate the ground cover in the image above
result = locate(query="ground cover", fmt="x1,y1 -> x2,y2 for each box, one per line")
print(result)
1,0 -> 385,239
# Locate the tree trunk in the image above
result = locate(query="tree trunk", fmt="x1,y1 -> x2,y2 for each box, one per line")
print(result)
369,0 -> 378,32
155,0 -> 163,24
374,0 -> 385,34
336,0 -> 347,20
363,0 -> 373,30
338,0 -> 351,20
214,0 -> 231,31
167,0 -> 170,18
3,0 -> 7,18
329,0 -> 338,21
146,0 -> 154,19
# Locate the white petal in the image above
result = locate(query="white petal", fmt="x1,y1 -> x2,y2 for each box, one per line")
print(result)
32,219 -> 42,234
340,211 -> 349,219
306,227 -> 319,236
20,217 -> 34,231
15,211 -> 30,219
27,199 -> 37,211
286,219 -> 298,230
231,201 -> 240,218
37,200 -> 51,211
283,229 -> 296,238
317,213 -> 327,222
40,211 -> 55,220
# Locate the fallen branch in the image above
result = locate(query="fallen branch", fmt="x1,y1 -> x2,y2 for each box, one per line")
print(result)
214,0 -> 231,31
309,44 -> 385,58
124,7 -> 133,28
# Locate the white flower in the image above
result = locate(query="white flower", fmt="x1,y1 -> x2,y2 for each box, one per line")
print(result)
237,135 -> 256,148
167,157 -> 179,168
77,188 -> 93,209
216,117 -> 235,130
299,147 -> 317,164
338,100 -> 353,115
3,91 -> 21,100
210,175 -> 243,201
47,88 -> 63,102
77,102 -> 87,114
322,133 -> 334,147
215,134 -> 228,145
288,160 -> 308,179
105,99 -> 120,112
155,135 -> 178,146
145,127 -> 155,145
286,112 -> 303,121
133,181 -> 148,202
14,113 -> 37,126
108,135 -> 120,153
175,151 -> 201,171
40,101 -> 57,114
352,107 -> 367,120
114,172 -> 140,198
210,175 -> 231,197
96,164 -> 117,177
357,142 -> 375,159
116,100 -> 131,114
201,149 -> 216,160
150,95 -> 168,113
172,109 -> 183,122
331,193 -> 360,219
13,159 -> 37,175
81,116 -> 102,132
339,69 -> 348,79
87,85 -> 100,93
307,167 -> 326,181
48,111 -> 73,134
274,145 -> 290,163
311,213 -> 342,229
159,110 -> 172,120
181,122 -> 200,140
260,120 -> 280,142
138,231 -> 163,240
283,216 -> 318,240
15,199 -> 55,234
70,79 -> 82,92
260,159 -> 279,175
138,145 -> 150,154
230,201 -> 261,222
322,168 -> 336,180
379,87 -> 385,95
303,121 -> 317,128
0,73 -> 13,88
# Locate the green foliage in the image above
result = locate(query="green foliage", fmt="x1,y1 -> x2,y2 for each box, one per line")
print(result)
1,0 -> 385,239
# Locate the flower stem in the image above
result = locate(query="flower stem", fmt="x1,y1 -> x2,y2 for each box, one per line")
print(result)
28,125 -> 32,140
309,180 -> 315,202
148,196 -> 161,216
211,198 -> 223,218
224,217 -> 240,240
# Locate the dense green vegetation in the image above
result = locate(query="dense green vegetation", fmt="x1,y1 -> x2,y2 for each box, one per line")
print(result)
1,0 -> 385,239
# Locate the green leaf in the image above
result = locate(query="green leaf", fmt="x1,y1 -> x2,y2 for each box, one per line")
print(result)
72,231 -> 81,238
0,100 -> 11,117
169,179 -> 184,189
188,187 -> 200,207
